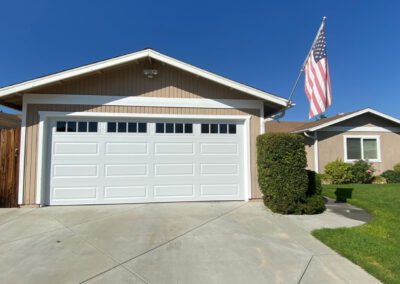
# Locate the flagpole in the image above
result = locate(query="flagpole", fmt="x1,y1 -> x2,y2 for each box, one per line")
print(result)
286,16 -> 327,106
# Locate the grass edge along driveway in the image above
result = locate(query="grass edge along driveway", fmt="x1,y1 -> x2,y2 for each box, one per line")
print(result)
313,184 -> 400,284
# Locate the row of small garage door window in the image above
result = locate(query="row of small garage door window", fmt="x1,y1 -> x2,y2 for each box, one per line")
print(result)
56,121 -> 236,134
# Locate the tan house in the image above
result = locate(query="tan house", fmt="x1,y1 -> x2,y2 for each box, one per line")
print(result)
266,108 -> 400,174
0,112 -> 21,129
0,49 -> 290,206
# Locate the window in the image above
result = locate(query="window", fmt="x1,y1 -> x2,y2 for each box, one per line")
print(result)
118,122 -> 127,133
107,122 -> 147,133
67,121 -> 76,132
128,122 -> 137,133
107,122 -> 117,133
201,123 -> 237,134
166,123 -> 174,133
138,123 -> 147,133
78,121 -> 87,132
56,121 -> 98,133
345,136 -> 380,162
88,122 -> 98,132
156,123 -> 193,134
56,121 -> 66,132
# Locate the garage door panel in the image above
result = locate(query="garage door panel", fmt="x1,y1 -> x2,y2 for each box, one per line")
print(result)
105,142 -> 148,155
53,164 -> 98,178
153,184 -> 195,198
200,164 -> 239,176
53,142 -> 99,155
47,119 -> 245,205
199,143 -> 239,155
200,184 -> 239,197
105,164 -> 148,177
154,163 -> 195,176
104,186 -> 148,199
52,186 -> 98,200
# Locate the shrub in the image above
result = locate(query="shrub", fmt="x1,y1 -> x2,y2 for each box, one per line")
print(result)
394,163 -> 400,173
298,195 -> 326,214
381,170 -> 400,183
318,173 -> 332,184
351,160 -> 374,184
299,170 -> 326,214
257,133 -> 308,214
306,170 -> 322,196
324,159 -> 354,184
372,175 -> 387,184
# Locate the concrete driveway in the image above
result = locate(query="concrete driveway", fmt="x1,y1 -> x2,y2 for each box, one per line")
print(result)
0,201 -> 379,284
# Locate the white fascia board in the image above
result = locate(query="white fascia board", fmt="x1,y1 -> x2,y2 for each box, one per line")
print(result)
293,108 -> 400,133
0,49 -> 288,106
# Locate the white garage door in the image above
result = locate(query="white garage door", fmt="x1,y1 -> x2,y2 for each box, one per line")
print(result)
45,117 -> 246,205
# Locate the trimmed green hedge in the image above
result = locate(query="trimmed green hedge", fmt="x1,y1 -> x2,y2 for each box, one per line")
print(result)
381,170 -> 400,183
257,133 -> 309,214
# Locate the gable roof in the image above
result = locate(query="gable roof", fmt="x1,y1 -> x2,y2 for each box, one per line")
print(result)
0,48 -> 289,107
265,108 -> 400,133
265,121 -> 305,133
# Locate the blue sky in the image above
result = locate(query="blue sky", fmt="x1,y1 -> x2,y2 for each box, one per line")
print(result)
0,0 -> 399,120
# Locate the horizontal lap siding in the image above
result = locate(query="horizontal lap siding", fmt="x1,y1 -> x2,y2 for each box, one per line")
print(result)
23,105 -> 262,205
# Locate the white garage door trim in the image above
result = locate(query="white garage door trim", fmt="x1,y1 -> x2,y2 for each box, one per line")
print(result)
35,111 -> 252,206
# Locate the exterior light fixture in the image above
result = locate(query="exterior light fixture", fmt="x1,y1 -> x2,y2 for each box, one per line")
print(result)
143,69 -> 158,79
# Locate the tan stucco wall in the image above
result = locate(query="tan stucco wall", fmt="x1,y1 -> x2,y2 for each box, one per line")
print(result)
316,131 -> 400,174
304,137 -> 315,170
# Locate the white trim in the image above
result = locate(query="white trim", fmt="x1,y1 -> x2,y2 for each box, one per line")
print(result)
259,102 -> 265,134
293,108 -> 400,133
314,132 -> 319,173
35,111 -> 252,205
24,94 -> 263,110
17,97 -> 27,204
343,135 -> 381,163
321,126 -> 400,133
243,117 -> 252,200
35,115 -> 45,205
0,49 -> 288,106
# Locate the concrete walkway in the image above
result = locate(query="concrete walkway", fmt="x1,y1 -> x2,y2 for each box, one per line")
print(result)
0,202 -> 380,284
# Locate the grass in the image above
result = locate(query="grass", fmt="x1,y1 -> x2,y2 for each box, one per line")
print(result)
312,183 -> 400,284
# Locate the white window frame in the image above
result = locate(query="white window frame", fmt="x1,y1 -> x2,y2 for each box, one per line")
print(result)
343,135 -> 381,163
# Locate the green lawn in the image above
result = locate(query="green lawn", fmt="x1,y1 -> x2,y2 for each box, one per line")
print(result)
313,184 -> 400,284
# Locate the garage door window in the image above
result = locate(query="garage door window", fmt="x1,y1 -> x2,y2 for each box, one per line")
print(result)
155,123 -> 193,134
201,123 -> 236,134
107,122 -> 147,133
56,121 -> 98,133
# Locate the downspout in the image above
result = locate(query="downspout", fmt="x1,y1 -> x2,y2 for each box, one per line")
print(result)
303,131 -> 319,173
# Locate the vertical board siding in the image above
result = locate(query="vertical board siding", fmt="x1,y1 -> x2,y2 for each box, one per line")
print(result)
0,128 -> 20,207
22,105 -> 262,205
31,61 -> 254,100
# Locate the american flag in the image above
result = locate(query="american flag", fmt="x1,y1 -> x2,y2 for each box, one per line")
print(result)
304,23 -> 332,118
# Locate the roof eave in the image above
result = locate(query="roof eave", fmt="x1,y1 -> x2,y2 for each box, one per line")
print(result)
291,108 -> 400,133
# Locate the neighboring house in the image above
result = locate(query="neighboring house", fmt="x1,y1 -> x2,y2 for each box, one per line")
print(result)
0,48 -> 289,206
0,112 -> 21,129
266,108 -> 400,174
